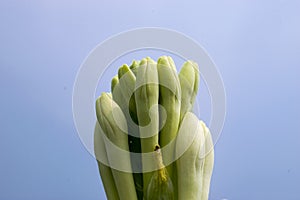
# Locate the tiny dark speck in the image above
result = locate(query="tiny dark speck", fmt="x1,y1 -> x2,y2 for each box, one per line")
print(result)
64,86 -> 67,90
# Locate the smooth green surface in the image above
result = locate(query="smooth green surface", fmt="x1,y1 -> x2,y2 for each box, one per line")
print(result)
96,93 -> 138,200
96,57 -> 213,200
94,122 -> 119,200
135,57 -> 160,197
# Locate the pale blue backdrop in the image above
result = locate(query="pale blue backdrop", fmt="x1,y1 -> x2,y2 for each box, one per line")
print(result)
1,0 -> 300,199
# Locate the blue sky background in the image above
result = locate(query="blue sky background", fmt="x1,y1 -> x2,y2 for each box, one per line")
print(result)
1,0 -> 300,199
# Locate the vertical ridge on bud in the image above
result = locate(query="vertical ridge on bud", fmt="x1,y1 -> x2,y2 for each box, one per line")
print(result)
157,56 -> 181,198
94,121 -> 120,200
135,57 -> 159,196
95,93 -> 138,200
199,121 -> 214,200
112,63 -> 143,199
176,112 -> 206,200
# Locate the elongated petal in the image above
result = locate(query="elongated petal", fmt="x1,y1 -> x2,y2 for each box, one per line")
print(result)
176,112 -> 206,200
178,61 -> 199,121
95,93 -> 138,200
135,57 -> 160,196
157,56 -> 181,149
94,121 -> 120,200
157,56 -> 181,198
199,121 -> 214,200
112,63 -> 143,199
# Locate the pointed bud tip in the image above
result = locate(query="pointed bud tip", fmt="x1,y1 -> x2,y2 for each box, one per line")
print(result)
186,60 -> 199,71
130,60 -> 139,68
118,64 -> 130,79
111,75 -> 119,92
99,92 -> 112,105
